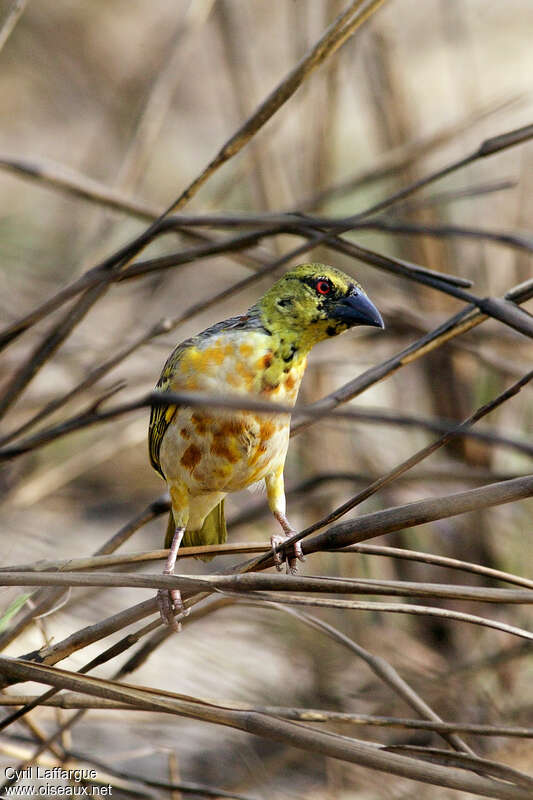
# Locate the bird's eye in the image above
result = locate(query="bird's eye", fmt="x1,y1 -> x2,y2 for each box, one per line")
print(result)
315,279 -> 332,295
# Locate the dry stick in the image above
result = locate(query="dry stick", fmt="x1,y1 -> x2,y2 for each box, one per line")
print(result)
4,541 -> 531,590
349,122 -> 533,222
2,695 -> 532,739
0,119 -> 530,427
9,462 -> 531,768
296,94 -> 523,211
386,178 -> 517,214
221,591 -> 533,641
0,217 -> 482,448
228,467 -> 522,527
0,225 -> 269,423
163,0 -> 386,215
1,571 -> 532,606
0,93 -> 518,222
0,0 -> 28,54
0,599 -> 233,781
0,228 -> 286,449
0,114 -> 531,417
243,366 -> 533,572
8,472 -> 533,672
118,219 -> 472,288
335,544 -> 533,590
0,660 -> 527,800
0,154 -> 161,221
382,746 -> 533,791
0,0 -> 384,356
2,118 -> 531,431
351,216 -> 533,253
0,495 -> 169,652
0,595 -> 231,727
2,472 -> 530,752
0,663 -> 530,798
2,383 -> 533,462
240,603 -> 474,755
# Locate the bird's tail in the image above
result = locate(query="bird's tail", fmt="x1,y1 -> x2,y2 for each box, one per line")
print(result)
164,500 -> 227,562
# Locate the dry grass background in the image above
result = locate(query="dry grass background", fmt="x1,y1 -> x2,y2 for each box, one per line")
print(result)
0,0 -> 532,798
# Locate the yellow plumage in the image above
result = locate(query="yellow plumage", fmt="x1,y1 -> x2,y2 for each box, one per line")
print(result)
148,263 -> 384,628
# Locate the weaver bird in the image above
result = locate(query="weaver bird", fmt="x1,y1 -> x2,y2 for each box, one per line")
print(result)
149,263 -> 384,629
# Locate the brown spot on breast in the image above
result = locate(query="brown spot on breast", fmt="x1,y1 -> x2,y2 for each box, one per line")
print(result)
180,427 -> 190,439
285,373 -> 296,391
210,438 -> 240,464
191,412 -> 210,435
180,444 -> 202,471
259,421 -> 275,441
247,419 -> 277,467
257,352 -> 273,369
218,420 -> 246,438
210,421 -> 245,464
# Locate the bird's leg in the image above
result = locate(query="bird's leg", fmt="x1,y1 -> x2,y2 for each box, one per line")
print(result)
272,511 -> 305,574
265,467 -> 304,574
158,525 -> 186,631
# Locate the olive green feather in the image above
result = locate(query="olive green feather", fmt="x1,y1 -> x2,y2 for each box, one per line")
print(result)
164,500 -> 227,562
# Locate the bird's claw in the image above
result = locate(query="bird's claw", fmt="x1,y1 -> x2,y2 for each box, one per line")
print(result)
270,533 -> 305,574
157,587 -> 188,632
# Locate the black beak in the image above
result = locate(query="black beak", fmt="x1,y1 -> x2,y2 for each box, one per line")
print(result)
333,291 -> 384,329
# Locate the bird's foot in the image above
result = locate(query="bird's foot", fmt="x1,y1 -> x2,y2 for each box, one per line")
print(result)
270,532 -> 305,575
157,583 -> 188,632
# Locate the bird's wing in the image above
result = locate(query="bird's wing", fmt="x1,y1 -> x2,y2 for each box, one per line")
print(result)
148,344 -> 184,478
148,313 -> 263,478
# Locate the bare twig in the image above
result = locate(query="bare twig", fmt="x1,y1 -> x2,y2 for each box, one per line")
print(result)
0,658 -> 530,799
0,0 -> 28,54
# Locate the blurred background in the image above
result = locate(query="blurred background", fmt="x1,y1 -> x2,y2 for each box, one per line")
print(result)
0,1 -> 532,797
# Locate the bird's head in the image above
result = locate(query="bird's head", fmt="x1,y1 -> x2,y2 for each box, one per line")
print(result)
255,263 -> 384,353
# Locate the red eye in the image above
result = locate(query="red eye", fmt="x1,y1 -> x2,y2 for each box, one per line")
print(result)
316,279 -> 331,295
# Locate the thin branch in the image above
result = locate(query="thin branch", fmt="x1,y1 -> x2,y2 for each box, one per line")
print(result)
0,0 -> 385,357
336,544 -> 533,590
2,695 -> 531,739
2,379 -> 532,461
352,216 -> 533,253
7,472 -> 533,673
224,591 -> 533,641
295,94 -> 524,210
239,472 -> 533,574
163,0 -> 387,215
0,0 -> 28,54
1,570 -> 532,605
0,659 -> 529,799
0,496 -> 168,651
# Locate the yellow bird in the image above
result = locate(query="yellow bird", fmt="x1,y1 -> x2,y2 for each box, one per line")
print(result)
149,263 -> 384,628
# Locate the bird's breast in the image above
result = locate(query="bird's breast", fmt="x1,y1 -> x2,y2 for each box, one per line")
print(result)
159,331 -> 306,493
160,408 -> 289,492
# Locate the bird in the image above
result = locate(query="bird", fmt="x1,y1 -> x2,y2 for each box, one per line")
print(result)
148,262 -> 384,629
